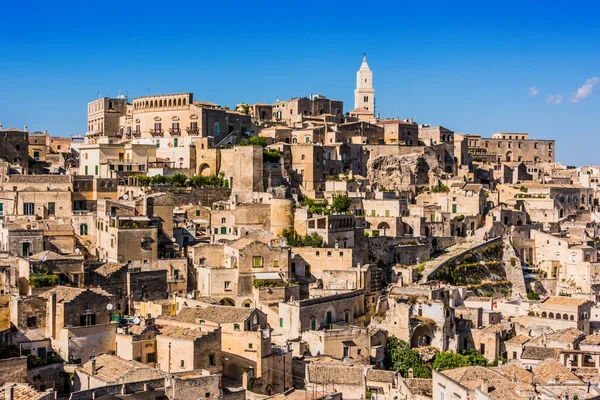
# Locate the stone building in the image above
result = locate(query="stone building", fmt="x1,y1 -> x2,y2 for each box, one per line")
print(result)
273,95 -> 343,125
41,286 -> 117,363
377,119 -> 419,145
0,127 -> 29,173
74,353 -> 163,391
118,93 -> 251,150
86,97 -> 129,142
351,55 -> 375,121
156,325 -> 222,374
278,290 -> 365,337
465,132 -> 555,164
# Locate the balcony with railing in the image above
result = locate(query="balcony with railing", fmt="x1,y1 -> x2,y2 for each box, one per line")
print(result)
186,127 -> 199,135
169,128 -> 181,136
149,129 -> 164,137
167,275 -> 185,283
132,130 -> 142,138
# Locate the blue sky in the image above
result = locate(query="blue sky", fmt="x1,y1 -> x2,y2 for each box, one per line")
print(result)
1,0 -> 599,165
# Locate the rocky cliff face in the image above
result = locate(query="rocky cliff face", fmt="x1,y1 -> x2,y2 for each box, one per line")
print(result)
366,148 -> 442,191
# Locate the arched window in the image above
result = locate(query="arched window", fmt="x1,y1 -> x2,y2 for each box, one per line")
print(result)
555,313 -> 561,319
215,123 -> 220,135
563,314 -> 569,320
159,100 -> 163,107
344,309 -> 350,323
542,312 -> 547,317
549,312 -> 554,318
570,315 -> 574,321
183,98 -> 187,105
168,99 -> 172,107
178,98 -> 182,106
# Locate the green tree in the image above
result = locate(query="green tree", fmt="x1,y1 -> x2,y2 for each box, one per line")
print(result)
281,229 -> 324,248
332,194 -> 352,213
150,175 -> 168,185
240,136 -> 267,147
384,337 -> 432,378
263,149 -> 281,162
136,175 -> 151,186
432,349 -> 487,371
169,173 -> 188,187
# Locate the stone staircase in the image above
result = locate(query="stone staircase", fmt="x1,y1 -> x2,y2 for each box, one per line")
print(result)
501,237 -> 527,298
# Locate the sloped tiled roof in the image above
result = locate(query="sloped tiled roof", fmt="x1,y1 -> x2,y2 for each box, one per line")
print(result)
505,334 -> 530,345
174,306 -> 255,324
542,296 -> 590,307
0,383 -> 50,400
529,328 -> 585,345
94,262 -> 127,277
533,359 -> 582,384
521,346 -> 556,361
580,333 -> 600,346
78,354 -> 160,383
366,369 -> 395,383
8,175 -> 71,184
41,286 -> 112,303
158,325 -> 208,340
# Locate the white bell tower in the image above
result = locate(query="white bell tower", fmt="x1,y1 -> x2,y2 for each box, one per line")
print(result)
354,54 -> 374,115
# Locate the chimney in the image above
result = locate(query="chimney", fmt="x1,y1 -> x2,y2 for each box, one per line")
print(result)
410,118 -> 413,123
91,358 -> 97,375
49,292 -> 57,339
5,385 -> 14,400
23,125 -> 28,132
242,370 -> 249,389
480,382 -> 489,393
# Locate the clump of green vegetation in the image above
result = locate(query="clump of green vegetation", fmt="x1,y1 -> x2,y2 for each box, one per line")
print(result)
238,136 -> 268,147
453,215 -> 465,222
430,183 -> 450,193
29,273 -> 60,288
263,148 -> 281,162
432,349 -> 487,371
281,229 -> 324,247
332,194 -> 352,213
384,337 -> 431,378
527,291 -> 540,300
135,173 -> 228,188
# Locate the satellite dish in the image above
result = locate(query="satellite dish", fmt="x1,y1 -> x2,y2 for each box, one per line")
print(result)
41,255 -> 47,262
106,303 -> 113,311
186,293 -> 193,299
133,316 -> 141,325
122,194 -> 129,200
75,248 -> 81,254
171,238 -> 176,242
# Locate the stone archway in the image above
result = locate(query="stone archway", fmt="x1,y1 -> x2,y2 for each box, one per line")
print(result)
219,297 -> 235,306
199,163 -> 211,177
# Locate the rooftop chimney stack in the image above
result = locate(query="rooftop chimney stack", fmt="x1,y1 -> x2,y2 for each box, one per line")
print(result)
24,125 -> 28,132
92,358 -> 97,375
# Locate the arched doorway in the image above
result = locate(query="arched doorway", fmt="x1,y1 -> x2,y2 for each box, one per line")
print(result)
219,298 -> 235,306
199,163 -> 211,177
377,222 -> 391,236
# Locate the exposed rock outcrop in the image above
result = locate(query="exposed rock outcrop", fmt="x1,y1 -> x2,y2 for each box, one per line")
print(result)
366,148 -> 442,191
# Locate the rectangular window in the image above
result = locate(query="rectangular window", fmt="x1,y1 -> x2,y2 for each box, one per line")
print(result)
155,122 -> 162,132
279,318 -> 283,327
47,202 -> 55,216
180,360 -> 185,368
174,138 -> 178,147
0,203 -> 3,216
146,353 -> 156,363
196,210 -> 200,216
95,165 -> 99,175
80,223 -> 88,236
220,227 -> 226,234
213,228 -> 218,234
84,166 -> 88,175
22,242 -> 31,257
80,314 -> 96,326
385,210 -> 390,217
252,256 -> 263,268
24,203 -> 34,215
136,124 -> 140,133
111,239 -> 114,248
27,316 -> 38,328
224,281 -> 231,291
452,204 -> 457,213
208,354 -> 215,366
273,260 -> 279,268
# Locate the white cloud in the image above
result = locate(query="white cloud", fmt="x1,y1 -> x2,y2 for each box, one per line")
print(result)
529,87 -> 539,96
572,77 -> 599,102
546,94 -> 563,104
